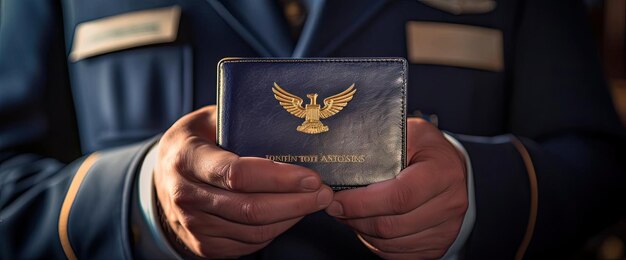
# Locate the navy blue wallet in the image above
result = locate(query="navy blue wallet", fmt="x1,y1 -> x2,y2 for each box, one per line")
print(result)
217,58 -> 407,189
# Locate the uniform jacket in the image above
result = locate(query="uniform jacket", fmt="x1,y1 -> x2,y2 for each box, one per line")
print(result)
1,0 -> 625,258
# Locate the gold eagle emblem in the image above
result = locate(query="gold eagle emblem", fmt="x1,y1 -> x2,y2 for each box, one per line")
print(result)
272,82 -> 356,134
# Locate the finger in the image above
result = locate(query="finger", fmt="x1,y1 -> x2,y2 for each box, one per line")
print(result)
205,105 -> 217,140
224,157 -> 323,193
339,185 -> 466,239
356,217 -> 461,256
185,211 -> 302,244
326,161 -> 451,218
406,117 -> 466,168
169,105 -> 218,143
186,143 -> 323,193
406,117 -> 439,164
176,227 -> 271,258
360,237 -> 446,260
186,184 -> 333,225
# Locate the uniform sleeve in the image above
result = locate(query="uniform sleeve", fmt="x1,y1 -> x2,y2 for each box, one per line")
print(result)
461,0 -> 626,258
0,0 -> 75,257
0,0 -> 170,258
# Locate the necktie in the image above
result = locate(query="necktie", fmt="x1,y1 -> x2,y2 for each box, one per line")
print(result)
277,0 -> 308,41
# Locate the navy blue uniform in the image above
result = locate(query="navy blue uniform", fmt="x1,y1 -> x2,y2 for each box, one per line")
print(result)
1,0 -> 625,258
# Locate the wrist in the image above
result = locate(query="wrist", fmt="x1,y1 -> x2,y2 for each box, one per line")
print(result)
136,141 -> 185,259
155,195 -> 198,258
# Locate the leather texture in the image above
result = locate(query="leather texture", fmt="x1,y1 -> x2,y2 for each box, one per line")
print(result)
218,58 -> 407,189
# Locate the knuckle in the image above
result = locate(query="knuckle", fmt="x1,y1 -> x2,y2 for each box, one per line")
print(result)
166,219 -> 184,238
208,158 -> 241,191
196,244 -> 215,258
170,184 -> 192,207
447,188 -> 468,216
172,148 -> 194,176
369,238 -> 396,253
240,201 -> 267,224
247,225 -> 275,244
389,187 -> 413,214
371,217 -> 399,239
177,214 -> 195,228
181,233 -> 210,258
172,136 -> 205,174
410,117 -> 431,130
455,195 -> 469,215
181,134 -> 203,148
160,126 -> 185,148
222,162 -> 241,191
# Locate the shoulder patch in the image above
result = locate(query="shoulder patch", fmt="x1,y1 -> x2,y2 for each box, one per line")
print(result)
70,6 -> 180,61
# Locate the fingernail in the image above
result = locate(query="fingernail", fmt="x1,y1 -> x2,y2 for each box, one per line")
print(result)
301,176 -> 320,191
316,188 -> 333,207
326,201 -> 343,216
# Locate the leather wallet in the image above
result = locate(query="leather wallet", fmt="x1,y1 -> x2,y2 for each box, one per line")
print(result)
217,58 -> 407,190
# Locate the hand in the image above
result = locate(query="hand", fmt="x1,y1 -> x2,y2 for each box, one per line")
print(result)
153,105 -> 334,258
325,118 -> 468,259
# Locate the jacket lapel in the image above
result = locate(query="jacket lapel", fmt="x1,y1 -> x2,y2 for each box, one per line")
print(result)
206,0 -> 294,56
294,0 -> 391,57
206,0 -> 391,57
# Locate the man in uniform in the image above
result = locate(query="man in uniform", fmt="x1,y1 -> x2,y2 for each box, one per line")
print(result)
1,0 -> 624,259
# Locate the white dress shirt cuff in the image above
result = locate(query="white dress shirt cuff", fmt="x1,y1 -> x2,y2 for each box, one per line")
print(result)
442,133 -> 477,260
138,143 -> 183,259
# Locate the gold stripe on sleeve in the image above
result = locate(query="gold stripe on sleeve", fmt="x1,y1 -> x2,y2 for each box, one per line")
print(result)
58,153 -> 100,260
511,137 -> 538,260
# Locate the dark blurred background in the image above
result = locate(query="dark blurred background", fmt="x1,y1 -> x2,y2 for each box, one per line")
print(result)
581,2 -> 626,259
586,0 -> 626,127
